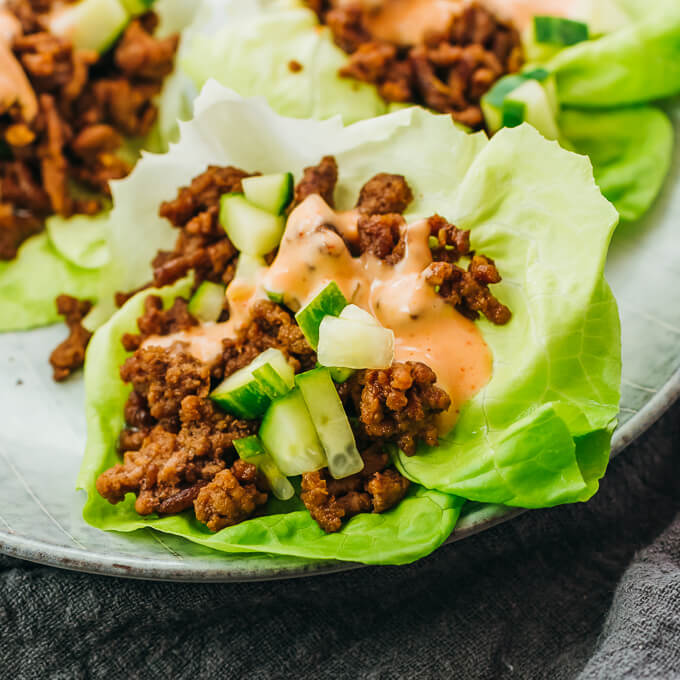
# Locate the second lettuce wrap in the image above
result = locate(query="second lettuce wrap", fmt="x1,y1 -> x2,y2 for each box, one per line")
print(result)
180,0 -> 677,223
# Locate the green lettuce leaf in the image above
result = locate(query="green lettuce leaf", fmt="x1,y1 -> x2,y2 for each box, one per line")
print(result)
78,274 -> 462,565
0,234 -> 100,331
560,106 -> 674,222
79,85 -> 620,561
547,0 -> 680,107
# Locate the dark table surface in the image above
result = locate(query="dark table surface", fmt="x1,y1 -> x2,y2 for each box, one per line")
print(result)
1,402 -> 678,680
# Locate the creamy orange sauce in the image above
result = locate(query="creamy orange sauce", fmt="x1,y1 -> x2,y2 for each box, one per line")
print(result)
333,0 -> 576,41
145,194 -> 493,435
0,8 -> 37,121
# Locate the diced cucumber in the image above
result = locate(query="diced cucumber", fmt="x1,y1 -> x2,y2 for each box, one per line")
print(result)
253,363 -> 291,400
234,435 -> 295,501
338,304 -> 380,326
48,0 -> 130,53
210,348 -> 292,419
233,435 -> 264,459
295,281 -> 348,349
188,281 -> 225,323
502,99 -> 525,128
505,79 -> 560,140
317,316 -> 394,370
534,16 -> 589,46
219,193 -> 285,256
482,70 -> 559,135
259,389 -> 327,476
265,290 -> 285,304
296,368 -> 364,479
234,253 -> 267,281
242,173 -> 294,216
329,367 -> 354,383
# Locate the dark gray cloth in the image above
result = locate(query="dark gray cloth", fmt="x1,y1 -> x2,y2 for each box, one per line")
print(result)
1,405 -> 678,680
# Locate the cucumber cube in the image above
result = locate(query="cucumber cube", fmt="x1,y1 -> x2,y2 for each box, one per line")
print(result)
48,0 -> 130,53
242,173 -> 294,215
219,193 -> 285,256
339,304 -> 380,326
295,281 -> 348,349
259,389 -> 327,476
296,368 -> 364,479
317,316 -> 394,369
502,99 -> 526,128
210,348 -> 293,419
188,281 -> 225,323
505,79 -> 560,140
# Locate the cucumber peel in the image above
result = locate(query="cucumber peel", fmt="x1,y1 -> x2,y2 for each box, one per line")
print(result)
219,193 -> 285,256
234,435 -> 295,501
534,16 -> 589,46
295,281 -> 348,349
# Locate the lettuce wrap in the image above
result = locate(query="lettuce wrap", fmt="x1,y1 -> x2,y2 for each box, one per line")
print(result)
180,0 -> 677,223
77,84 -> 621,564
0,0 -> 199,333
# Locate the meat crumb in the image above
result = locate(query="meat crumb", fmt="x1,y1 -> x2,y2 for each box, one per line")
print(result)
49,295 -> 93,381
288,59 -> 303,73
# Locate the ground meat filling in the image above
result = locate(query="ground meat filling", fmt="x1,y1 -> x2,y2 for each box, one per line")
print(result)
121,295 -> 198,353
148,165 -> 254,292
301,447 -> 410,533
0,3 -> 179,260
97,341 -> 261,523
424,214 -> 511,324
339,361 -> 451,456
49,294 -> 93,381
194,460 -> 269,532
220,299 -> 318,379
293,155 -> 338,209
310,1 -> 522,129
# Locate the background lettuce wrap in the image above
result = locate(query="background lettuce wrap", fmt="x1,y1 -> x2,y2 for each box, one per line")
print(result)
180,0 -> 677,223
0,0 -> 198,333
78,84 -> 621,563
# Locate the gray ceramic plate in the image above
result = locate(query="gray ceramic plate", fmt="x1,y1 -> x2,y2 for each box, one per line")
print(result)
1,105 -> 679,582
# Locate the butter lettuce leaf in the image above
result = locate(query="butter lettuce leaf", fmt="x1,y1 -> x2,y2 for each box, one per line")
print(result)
560,106 -> 674,222
78,274 -> 462,565
0,234 -> 100,331
547,0 -> 680,107
79,85 -> 620,562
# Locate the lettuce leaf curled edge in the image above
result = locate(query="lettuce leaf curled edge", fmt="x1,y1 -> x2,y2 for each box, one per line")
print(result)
78,84 -> 621,563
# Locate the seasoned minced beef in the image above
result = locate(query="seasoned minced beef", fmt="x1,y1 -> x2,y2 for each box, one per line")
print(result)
97,341 -> 260,521
121,295 -> 199,353
424,214 -> 511,324
339,361 -> 451,456
293,155 -> 338,209
301,447 -> 410,532
309,1 -> 522,129
0,3 -> 179,261
220,299 -> 318,378
49,295 -> 93,381
194,459 -> 269,532
356,172 -> 413,215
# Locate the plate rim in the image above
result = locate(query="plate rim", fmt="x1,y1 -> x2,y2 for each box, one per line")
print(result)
1,367 -> 678,583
